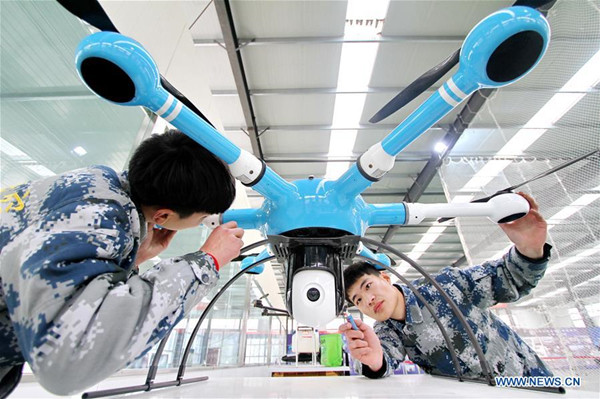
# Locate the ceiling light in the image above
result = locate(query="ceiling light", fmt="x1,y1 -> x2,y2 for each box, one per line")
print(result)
325,0 -> 390,179
434,141 -> 447,154
546,243 -> 600,274
547,193 -> 600,230
1,138 -> 55,177
460,160 -> 512,191
25,164 -> 55,177
72,146 -> 87,156
0,138 -> 28,159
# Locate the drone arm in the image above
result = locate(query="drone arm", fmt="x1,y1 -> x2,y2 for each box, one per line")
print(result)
332,77 -> 478,200
220,208 -> 267,230
329,143 -> 396,200
155,95 -> 295,201
404,193 -> 529,225
74,32 -> 295,203
357,245 -> 391,270
364,193 -> 529,227
333,7 -> 550,200
241,248 -> 270,275
203,209 -> 266,231
366,203 -> 407,226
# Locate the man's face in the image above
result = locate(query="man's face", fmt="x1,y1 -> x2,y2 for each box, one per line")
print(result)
158,211 -> 209,231
347,273 -> 400,322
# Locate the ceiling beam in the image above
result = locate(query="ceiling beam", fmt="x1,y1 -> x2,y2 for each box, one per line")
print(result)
196,34 -> 592,47
224,124 -> 444,132
222,123 -> 568,133
195,35 -> 465,47
214,0 -> 263,159
263,155 -> 431,163
0,90 -> 96,102
212,87 -> 598,97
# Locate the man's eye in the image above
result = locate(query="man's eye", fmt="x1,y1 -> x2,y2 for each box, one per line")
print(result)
366,283 -> 371,290
356,298 -> 361,304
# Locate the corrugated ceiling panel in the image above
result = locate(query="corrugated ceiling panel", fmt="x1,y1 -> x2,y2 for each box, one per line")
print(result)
370,42 -> 460,88
253,94 -> 336,126
1,2 -> 88,93
261,130 -> 331,155
382,1 -> 513,36
231,1 -> 347,38
242,44 -> 343,89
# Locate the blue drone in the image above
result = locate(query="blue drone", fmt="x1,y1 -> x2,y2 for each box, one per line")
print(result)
70,5 -> 549,328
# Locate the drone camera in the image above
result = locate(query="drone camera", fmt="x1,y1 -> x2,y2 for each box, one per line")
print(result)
270,229 -> 358,328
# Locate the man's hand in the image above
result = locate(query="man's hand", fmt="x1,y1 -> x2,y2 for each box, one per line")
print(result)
136,223 -> 177,266
339,318 -> 384,371
200,221 -> 244,267
500,192 -> 547,259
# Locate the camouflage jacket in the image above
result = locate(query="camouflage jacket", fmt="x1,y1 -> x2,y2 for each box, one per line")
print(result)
0,166 -> 219,395
358,245 -> 553,379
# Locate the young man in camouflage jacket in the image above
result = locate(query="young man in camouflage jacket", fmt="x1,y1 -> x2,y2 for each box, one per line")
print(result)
340,193 -> 553,379
0,130 -> 244,396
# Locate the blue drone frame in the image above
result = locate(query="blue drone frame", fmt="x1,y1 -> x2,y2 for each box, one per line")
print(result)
73,6 -> 550,328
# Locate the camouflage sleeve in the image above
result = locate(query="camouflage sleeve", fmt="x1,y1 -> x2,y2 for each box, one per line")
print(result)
2,201 -> 219,395
441,244 -> 551,309
352,322 -> 406,379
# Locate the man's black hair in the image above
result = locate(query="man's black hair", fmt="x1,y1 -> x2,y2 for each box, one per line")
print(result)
344,261 -> 382,304
128,130 -> 235,217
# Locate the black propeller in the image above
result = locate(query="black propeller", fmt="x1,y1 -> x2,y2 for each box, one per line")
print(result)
56,0 -> 215,128
369,0 -> 557,124
437,148 -> 600,223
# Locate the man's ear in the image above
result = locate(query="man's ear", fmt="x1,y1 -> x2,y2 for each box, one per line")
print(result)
152,208 -> 176,225
380,272 -> 392,284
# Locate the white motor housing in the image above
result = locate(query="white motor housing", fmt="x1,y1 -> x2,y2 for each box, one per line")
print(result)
404,193 -> 529,225
290,269 -> 337,328
201,214 -> 221,229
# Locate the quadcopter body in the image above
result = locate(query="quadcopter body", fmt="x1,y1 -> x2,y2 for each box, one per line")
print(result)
73,6 -> 550,327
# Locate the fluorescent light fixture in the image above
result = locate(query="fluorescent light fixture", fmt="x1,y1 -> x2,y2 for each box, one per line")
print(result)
560,48 -> 600,91
523,93 -> 585,129
460,160 -> 512,191
325,0 -> 389,179
547,193 -> 600,230
1,137 -> 55,177
496,128 -> 548,156
459,49 -> 600,192
0,138 -> 28,159
332,94 -> 366,127
402,226 -> 448,263
25,164 -> 55,177
434,141 -> 447,154
72,146 -> 87,156
546,243 -> 600,274
328,129 -> 358,157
